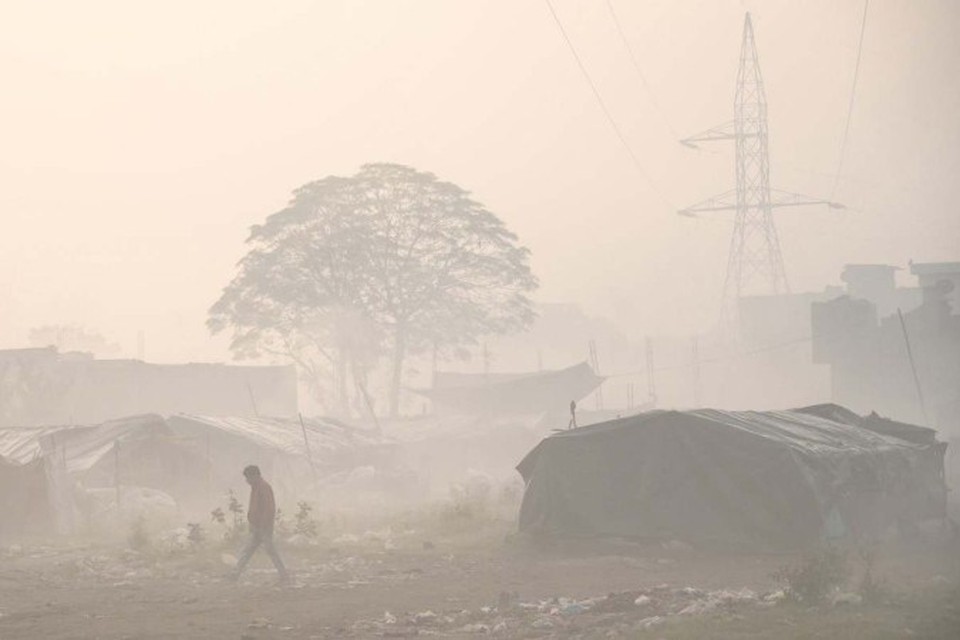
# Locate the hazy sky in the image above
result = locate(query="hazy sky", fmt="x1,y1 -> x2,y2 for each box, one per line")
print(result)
1,0 -> 957,362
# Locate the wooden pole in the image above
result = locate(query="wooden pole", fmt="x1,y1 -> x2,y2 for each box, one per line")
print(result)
113,440 -> 121,512
245,380 -> 260,417
692,336 -> 702,408
298,412 -> 318,485
645,337 -> 657,406
897,308 -> 929,426
205,432 -> 212,503
355,379 -> 382,435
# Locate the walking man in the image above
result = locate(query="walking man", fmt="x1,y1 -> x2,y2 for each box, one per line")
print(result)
233,465 -> 288,582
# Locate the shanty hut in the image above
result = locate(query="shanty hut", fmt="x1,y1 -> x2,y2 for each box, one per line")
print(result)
415,362 -> 603,416
516,405 -> 947,550
1,415 -> 207,526
1,412 -> 390,526
166,414 -> 389,508
0,455 -> 56,538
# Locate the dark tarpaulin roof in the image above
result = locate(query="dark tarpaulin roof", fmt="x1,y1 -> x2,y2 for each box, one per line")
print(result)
795,403 -> 939,445
516,406 -> 947,550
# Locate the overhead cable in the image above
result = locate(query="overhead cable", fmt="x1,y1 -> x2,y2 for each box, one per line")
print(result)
830,0 -> 870,199
543,0 -> 675,210
603,0 -> 679,140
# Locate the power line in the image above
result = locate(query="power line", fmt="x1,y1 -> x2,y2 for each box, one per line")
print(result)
603,0 -> 679,140
830,0 -> 869,199
543,0 -> 675,210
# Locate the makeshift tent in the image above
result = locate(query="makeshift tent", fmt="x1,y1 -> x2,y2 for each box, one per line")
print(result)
0,425 -> 64,465
0,455 -> 54,537
1,413 -> 389,522
0,427 -> 79,536
166,414 -> 390,507
414,362 -> 604,415
516,405 -> 947,550
0,415 -> 206,525
27,415 -> 205,500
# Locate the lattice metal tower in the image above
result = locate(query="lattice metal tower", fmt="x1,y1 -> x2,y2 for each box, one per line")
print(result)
680,13 -> 840,324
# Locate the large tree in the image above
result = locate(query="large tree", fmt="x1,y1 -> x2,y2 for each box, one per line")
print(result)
209,163 -> 537,416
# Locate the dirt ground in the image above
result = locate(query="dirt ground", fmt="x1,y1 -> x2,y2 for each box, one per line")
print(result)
1,510 -> 959,640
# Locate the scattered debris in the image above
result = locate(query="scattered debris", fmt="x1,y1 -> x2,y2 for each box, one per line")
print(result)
831,592 -> 863,606
326,584 -> 773,638
636,615 -> 665,630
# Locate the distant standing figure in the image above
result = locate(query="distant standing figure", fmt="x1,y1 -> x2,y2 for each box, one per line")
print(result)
233,465 -> 288,582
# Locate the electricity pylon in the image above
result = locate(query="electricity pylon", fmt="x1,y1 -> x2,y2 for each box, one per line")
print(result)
680,13 -> 843,327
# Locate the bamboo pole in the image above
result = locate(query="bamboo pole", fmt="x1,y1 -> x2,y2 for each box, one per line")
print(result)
298,412 -> 318,485
113,440 -> 121,511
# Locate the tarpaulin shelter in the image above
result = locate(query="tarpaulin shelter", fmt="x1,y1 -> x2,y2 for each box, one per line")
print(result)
0,414 -> 176,473
0,455 -> 56,538
0,415 -> 205,527
166,414 -> 389,507
0,413 -> 389,528
516,405 -> 947,550
414,362 -> 604,416
0,423 -> 89,536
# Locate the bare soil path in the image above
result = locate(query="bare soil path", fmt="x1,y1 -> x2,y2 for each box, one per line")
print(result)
1,532 -> 957,639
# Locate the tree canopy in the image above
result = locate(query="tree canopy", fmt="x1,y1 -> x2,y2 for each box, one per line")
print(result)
209,163 -> 537,416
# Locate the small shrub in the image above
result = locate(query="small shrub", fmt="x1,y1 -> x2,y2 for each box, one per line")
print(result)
295,501 -> 319,538
773,546 -> 850,604
227,490 -> 245,529
210,490 -> 246,542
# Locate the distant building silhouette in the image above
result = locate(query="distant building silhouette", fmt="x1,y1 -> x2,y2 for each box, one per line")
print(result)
0,347 -> 297,426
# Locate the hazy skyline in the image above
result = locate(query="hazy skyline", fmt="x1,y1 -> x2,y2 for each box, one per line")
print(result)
1,0 -> 957,363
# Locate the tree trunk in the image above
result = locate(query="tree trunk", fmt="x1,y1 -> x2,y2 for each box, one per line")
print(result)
389,324 -> 406,418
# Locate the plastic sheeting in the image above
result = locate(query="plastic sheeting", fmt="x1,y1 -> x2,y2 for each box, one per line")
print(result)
413,362 -> 604,415
517,405 -> 947,550
167,414 -> 383,457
